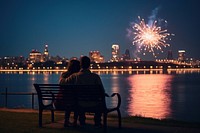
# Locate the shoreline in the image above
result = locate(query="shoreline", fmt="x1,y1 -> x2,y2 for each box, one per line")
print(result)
0,68 -> 200,73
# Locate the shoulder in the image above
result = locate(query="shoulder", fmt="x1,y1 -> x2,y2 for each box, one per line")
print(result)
90,72 -> 101,80
61,71 -> 71,78
67,72 -> 80,80
91,72 -> 100,77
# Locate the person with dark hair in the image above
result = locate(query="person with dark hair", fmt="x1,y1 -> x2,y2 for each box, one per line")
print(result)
55,59 -> 80,127
59,59 -> 80,83
62,56 -> 105,127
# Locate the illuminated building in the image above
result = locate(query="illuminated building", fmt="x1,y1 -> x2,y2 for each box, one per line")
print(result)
178,50 -> 186,62
111,44 -> 120,62
0,56 -> 25,67
89,51 -> 104,63
167,50 -> 173,60
29,49 -> 42,63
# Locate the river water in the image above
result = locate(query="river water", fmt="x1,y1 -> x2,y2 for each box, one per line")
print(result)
0,70 -> 200,123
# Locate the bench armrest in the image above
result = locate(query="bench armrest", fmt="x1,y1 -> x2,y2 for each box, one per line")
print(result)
105,93 -> 121,109
44,91 -> 55,106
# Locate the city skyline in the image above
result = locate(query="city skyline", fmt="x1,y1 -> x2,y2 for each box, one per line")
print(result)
0,0 -> 200,61
0,44 -> 190,62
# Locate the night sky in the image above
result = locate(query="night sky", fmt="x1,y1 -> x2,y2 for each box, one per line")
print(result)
0,0 -> 200,61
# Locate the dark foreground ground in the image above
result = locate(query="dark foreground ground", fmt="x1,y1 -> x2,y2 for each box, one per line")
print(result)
0,108 -> 200,133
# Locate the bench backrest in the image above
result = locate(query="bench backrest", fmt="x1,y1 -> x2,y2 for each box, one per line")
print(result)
76,84 -> 106,112
34,84 -> 106,112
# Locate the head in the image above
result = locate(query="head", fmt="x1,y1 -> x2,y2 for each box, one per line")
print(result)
80,56 -> 90,69
67,59 -> 80,73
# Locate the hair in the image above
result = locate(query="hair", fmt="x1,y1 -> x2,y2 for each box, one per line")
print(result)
80,56 -> 90,69
67,59 -> 80,74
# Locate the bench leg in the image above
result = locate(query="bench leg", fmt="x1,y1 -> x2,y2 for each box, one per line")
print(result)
117,109 -> 121,128
39,109 -> 43,127
51,110 -> 54,123
103,113 -> 107,133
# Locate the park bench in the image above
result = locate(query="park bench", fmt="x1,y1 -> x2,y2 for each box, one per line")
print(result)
33,83 -> 121,132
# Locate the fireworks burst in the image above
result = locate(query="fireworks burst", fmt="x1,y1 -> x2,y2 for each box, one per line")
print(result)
130,16 -> 173,57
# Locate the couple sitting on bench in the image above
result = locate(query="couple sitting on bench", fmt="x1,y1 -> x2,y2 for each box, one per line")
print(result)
55,56 -> 104,128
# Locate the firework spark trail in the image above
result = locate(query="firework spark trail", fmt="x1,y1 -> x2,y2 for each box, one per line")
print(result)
131,16 -> 173,57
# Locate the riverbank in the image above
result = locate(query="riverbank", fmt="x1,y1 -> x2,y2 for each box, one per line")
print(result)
0,108 -> 200,133
1,68 -> 200,75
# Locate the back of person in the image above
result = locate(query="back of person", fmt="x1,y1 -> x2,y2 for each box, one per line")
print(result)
63,56 -> 104,127
67,69 -> 103,85
56,59 -> 80,109
55,59 -> 80,127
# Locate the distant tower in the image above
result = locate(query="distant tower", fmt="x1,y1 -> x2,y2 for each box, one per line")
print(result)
111,44 -> 120,62
124,49 -> 131,60
43,44 -> 49,61
178,50 -> 186,62
167,50 -> 173,60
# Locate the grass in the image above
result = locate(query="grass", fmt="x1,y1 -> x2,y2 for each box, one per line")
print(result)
0,110 -> 78,133
123,115 -> 200,128
0,110 -> 200,133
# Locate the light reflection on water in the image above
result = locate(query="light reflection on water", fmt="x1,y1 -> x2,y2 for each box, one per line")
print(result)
99,70 -> 200,122
127,74 -> 173,119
